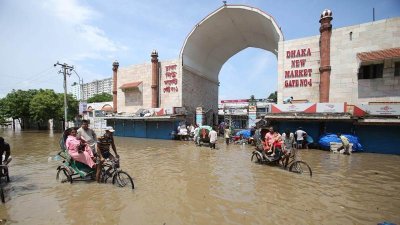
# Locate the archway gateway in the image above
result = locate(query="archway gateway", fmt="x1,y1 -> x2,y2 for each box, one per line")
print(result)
179,5 -> 283,124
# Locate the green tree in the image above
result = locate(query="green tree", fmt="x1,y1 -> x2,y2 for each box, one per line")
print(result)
29,89 -> 60,129
267,91 -> 277,103
87,92 -> 113,103
2,89 -> 39,128
29,90 -> 79,129
57,93 -> 79,122
0,98 -> 8,125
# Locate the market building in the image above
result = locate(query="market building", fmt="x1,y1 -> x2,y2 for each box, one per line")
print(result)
103,5 -> 399,153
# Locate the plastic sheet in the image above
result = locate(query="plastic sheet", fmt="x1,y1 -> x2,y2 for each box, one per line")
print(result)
318,133 -> 364,152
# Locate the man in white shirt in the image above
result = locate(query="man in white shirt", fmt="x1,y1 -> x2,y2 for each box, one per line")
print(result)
295,127 -> 306,149
193,124 -> 200,145
283,96 -> 293,104
208,127 -> 218,149
77,120 -> 97,155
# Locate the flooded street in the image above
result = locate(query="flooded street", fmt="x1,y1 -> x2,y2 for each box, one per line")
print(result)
0,129 -> 399,225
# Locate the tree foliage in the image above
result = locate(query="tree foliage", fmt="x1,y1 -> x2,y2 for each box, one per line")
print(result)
30,89 -> 61,123
1,89 -> 79,129
1,89 -> 39,128
268,91 -> 277,103
87,92 -> 112,103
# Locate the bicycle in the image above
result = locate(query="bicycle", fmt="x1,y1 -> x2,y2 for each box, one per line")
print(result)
100,158 -> 134,189
56,150 -> 134,189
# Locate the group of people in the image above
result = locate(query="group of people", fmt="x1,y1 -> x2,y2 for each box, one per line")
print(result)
63,120 -> 119,181
258,126 -> 313,166
191,124 -> 218,149
259,126 -> 351,163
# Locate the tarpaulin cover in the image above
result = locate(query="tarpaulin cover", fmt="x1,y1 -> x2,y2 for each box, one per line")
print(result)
318,133 -> 364,152
195,125 -> 212,136
236,129 -> 251,138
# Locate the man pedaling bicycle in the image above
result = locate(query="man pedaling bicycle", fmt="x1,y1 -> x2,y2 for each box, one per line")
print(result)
96,126 -> 119,182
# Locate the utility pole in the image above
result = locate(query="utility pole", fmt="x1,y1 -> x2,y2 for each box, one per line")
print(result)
54,61 -> 74,130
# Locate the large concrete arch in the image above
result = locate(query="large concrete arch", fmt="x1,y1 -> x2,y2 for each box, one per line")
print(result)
180,5 -> 283,83
179,5 -> 283,122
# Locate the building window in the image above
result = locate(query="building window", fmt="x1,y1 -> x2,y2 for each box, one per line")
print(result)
358,63 -> 383,79
395,62 -> 400,77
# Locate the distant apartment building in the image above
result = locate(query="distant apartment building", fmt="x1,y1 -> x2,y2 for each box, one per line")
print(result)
69,78 -> 113,101
69,82 -> 82,100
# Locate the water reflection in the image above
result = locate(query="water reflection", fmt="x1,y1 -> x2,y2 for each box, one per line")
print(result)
0,129 -> 399,224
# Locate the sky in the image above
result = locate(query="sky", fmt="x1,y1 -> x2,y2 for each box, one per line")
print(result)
0,0 -> 399,100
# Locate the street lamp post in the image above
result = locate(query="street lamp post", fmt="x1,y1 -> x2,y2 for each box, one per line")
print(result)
72,70 -> 84,101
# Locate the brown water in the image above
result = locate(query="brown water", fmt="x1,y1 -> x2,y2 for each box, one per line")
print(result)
0,129 -> 399,225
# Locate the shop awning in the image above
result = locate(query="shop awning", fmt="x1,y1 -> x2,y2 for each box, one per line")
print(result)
357,47 -> 400,62
120,81 -> 142,89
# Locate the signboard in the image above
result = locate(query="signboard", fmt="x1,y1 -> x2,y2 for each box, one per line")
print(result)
196,114 -> 203,126
272,103 -> 316,113
356,104 -> 400,116
163,64 -> 179,93
79,102 -> 87,115
316,103 -> 345,113
248,113 -> 257,128
284,48 -> 313,88
220,99 -> 248,103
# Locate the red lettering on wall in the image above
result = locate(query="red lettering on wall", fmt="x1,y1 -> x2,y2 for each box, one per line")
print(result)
284,48 -> 313,88
286,48 -> 311,59
164,64 -> 178,93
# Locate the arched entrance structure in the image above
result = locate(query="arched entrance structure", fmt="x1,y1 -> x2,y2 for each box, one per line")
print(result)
180,5 -> 283,119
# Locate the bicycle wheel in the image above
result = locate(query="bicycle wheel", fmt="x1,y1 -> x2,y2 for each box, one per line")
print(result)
289,161 -> 312,177
251,151 -> 262,163
2,167 -> 10,183
112,171 -> 134,189
0,187 -> 4,203
101,168 -> 113,184
56,168 -> 72,184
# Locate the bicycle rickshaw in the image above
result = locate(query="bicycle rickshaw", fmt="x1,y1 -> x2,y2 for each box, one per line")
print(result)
195,125 -> 212,147
56,133 -> 134,189
251,135 -> 312,177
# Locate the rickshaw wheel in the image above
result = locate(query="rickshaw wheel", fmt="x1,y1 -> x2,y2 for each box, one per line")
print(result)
1,167 -> 9,183
56,168 -> 72,184
289,161 -> 312,177
251,152 -> 262,163
113,171 -> 134,189
0,187 -> 5,203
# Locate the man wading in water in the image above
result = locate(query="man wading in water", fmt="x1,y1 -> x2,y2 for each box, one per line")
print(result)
96,127 -> 119,182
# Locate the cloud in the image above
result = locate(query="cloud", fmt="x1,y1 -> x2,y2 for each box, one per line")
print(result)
41,0 -> 126,61
0,0 -> 128,97
43,0 -> 99,24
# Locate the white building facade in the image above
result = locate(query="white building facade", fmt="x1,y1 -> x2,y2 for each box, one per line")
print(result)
278,17 -> 400,104
81,78 -> 113,101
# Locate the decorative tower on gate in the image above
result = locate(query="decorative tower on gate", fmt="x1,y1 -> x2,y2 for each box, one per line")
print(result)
112,60 -> 119,113
319,9 -> 333,103
151,50 -> 159,108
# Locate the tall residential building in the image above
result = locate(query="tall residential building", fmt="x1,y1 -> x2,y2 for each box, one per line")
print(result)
82,78 -> 113,101
69,82 -> 82,100
68,78 -> 113,101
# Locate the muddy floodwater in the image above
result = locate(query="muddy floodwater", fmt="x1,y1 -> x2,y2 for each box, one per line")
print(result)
0,129 -> 399,225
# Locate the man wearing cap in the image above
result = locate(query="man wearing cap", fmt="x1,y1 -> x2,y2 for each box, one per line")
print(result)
77,120 -> 97,155
96,126 -> 119,182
